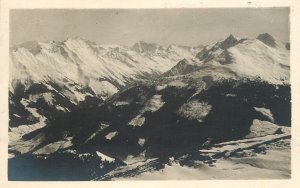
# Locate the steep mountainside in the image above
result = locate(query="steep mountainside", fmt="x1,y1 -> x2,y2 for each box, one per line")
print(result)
9,39 -> 200,138
8,34 -> 290,180
10,38 -> 200,99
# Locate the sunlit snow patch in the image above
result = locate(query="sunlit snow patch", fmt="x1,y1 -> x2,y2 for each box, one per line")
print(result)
29,92 -> 55,106
10,98 -> 47,141
56,105 -> 69,112
138,138 -> 146,147
13,114 -> 21,118
84,122 -> 110,143
144,95 -> 165,112
177,100 -> 212,122
33,137 -> 73,155
155,85 -> 167,91
105,131 -> 118,140
113,101 -> 130,106
128,95 -> 165,127
9,124 -> 45,142
128,115 -> 146,127
254,107 -> 274,122
89,80 -> 119,100
168,80 -> 188,88
245,119 -> 289,138
96,151 -> 115,163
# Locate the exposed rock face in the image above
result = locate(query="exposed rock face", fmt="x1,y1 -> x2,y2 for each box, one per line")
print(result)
257,33 -> 276,47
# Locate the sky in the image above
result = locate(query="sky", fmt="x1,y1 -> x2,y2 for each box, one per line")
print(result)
10,8 -> 290,47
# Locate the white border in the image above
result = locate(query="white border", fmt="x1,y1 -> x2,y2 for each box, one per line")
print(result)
1,0 -> 299,188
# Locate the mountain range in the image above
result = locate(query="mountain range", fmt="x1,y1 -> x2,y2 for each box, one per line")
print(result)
8,33 -> 291,180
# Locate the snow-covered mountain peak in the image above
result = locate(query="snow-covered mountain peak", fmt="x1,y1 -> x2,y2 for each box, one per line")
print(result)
10,41 -> 42,55
225,34 -> 237,42
163,58 -> 200,77
217,34 -> 240,50
167,45 -> 190,52
10,37 -> 199,102
9,33 -> 291,179
131,41 -> 164,54
256,33 -> 276,48
224,38 -> 289,84
166,35 -> 289,86
194,35 -> 238,62
63,37 -> 98,51
65,37 -> 96,45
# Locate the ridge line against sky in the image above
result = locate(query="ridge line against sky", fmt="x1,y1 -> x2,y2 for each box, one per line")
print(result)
10,8 -> 289,47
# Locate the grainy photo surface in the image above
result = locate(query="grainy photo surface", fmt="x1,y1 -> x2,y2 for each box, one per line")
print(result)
8,8 -> 291,180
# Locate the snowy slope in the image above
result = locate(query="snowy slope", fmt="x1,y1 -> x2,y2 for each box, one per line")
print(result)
162,34 -> 289,88
10,38 -> 200,99
8,34 -> 291,180
9,38 -> 200,135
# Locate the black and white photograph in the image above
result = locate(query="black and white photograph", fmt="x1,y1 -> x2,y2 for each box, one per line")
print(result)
1,1 -> 299,184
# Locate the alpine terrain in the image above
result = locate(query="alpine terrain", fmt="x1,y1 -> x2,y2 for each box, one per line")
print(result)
8,33 -> 291,180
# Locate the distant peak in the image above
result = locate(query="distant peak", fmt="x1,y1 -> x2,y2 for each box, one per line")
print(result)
256,33 -> 276,47
133,40 -> 158,47
66,36 -> 83,41
131,41 -> 162,53
224,34 -> 238,43
226,34 -> 237,40
10,41 -> 42,55
65,37 -> 96,46
218,34 -> 239,50
257,33 -> 274,39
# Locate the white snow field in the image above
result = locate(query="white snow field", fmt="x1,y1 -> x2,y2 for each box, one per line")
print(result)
107,124 -> 290,180
124,149 -> 290,180
9,34 -> 291,180
10,39 -> 200,100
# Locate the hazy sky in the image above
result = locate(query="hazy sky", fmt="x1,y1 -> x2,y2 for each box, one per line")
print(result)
10,8 -> 289,47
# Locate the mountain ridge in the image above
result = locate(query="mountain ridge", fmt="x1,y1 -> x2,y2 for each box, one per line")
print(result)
8,33 -> 291,180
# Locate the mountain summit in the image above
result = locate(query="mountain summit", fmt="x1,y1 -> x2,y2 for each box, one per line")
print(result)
131,41 -> 164,53
10,38 -> 199,99
256,33 -> 276,47
218,34 -> 239,50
